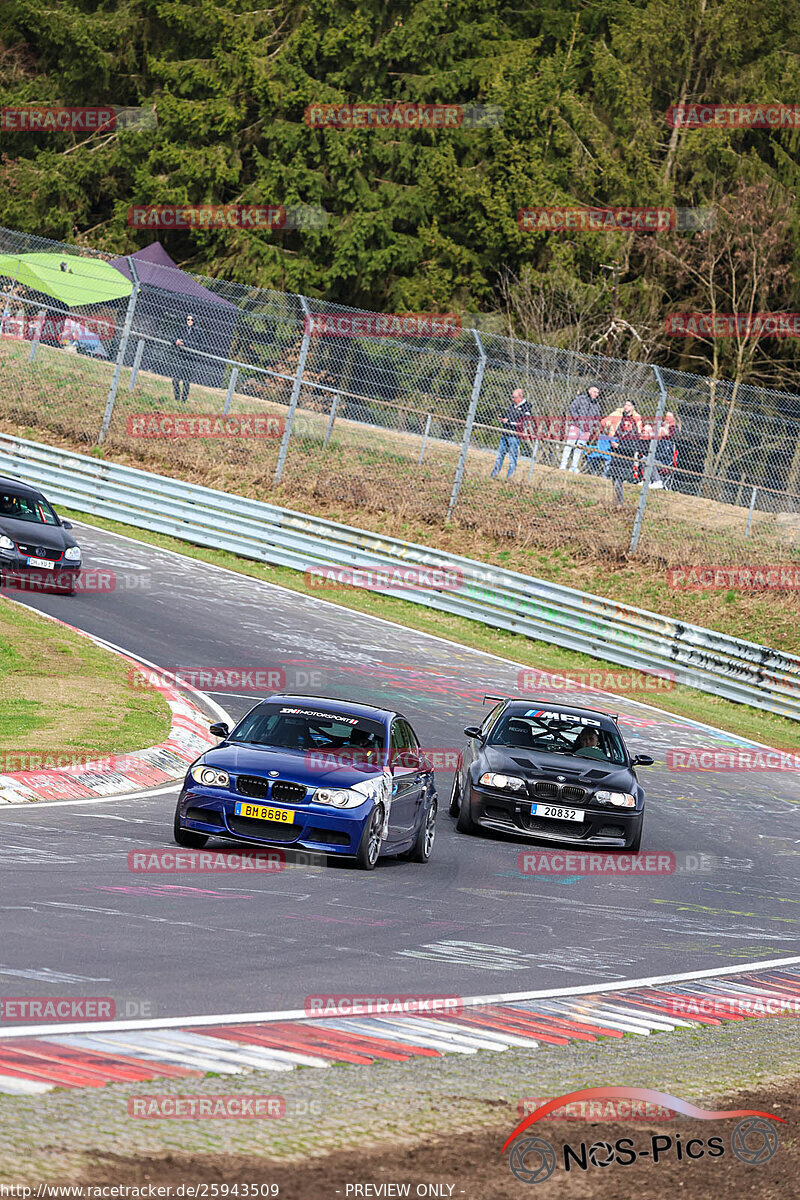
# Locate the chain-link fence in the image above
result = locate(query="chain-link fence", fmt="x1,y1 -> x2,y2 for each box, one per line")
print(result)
1,222 -> 799,567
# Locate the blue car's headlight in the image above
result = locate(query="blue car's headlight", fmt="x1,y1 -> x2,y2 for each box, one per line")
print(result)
314,787 -> 366,809
64,546 -> 82,561
190,765 -> 230,788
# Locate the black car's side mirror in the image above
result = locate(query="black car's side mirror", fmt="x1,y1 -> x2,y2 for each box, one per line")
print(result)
463,725 -> 483,740
209,722 -> 229,738
61,520 -> 73,529
632,754 -> 654,766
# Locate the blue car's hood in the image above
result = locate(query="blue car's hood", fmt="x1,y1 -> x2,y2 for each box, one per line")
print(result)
201,742 -> 387,789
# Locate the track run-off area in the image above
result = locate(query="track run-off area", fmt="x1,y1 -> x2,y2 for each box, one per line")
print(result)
2,521 -> 799,1023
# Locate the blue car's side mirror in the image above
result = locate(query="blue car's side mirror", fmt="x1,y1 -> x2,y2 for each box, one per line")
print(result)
209,722 -> 229,738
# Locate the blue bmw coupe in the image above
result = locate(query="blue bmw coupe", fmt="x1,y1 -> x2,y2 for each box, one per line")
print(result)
173,695 -> 438,869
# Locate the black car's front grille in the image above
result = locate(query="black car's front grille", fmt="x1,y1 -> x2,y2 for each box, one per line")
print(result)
236,775 -> 271,800
596,824 -> 626,838
532,780 -> 559,799
529,780 -> 587,804
272,780 -> 307,804
228,816 -> 299,842
15,542 -> 62,560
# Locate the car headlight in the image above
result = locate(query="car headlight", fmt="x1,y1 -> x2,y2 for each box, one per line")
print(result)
64,546 -> 82,561
0,535 -> 15,552
314,787 -> 366,809
190,764 -> 230,788
479,772 -> 527,792
594,790 -> 636,808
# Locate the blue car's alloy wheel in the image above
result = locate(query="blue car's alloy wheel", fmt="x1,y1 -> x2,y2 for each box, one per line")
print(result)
355,803 -> 384,871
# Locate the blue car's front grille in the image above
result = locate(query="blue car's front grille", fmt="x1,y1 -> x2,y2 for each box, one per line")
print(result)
235,776 -> 307,803
236,775 -> 271,800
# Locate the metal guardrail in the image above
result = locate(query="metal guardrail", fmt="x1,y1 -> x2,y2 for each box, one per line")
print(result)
1,432 -> 799,722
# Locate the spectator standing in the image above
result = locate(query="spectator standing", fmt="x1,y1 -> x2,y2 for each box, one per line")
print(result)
172,314 -> 200,404
490,387 -> 532,480
607,400 -> 642,505
653,411 -> 679,489
560,385 -> 601,472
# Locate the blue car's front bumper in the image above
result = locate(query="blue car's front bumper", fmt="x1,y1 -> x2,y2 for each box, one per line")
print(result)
177,784 -> 375,855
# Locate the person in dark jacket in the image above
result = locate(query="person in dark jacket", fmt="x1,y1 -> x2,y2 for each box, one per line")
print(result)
172,314 -> 200,404
490,388 -> 532,479
560,385 -> 601,472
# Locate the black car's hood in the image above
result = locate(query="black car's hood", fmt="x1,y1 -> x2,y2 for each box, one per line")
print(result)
478,744 -> 635,790
0,517 -> 74,550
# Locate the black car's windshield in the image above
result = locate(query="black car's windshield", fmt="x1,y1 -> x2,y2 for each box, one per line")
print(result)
229,702 -> 386,754
0,491 -> 59,525
489,710 -> 626,765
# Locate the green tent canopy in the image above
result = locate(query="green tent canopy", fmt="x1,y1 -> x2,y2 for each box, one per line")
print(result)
0,252 -> 132,306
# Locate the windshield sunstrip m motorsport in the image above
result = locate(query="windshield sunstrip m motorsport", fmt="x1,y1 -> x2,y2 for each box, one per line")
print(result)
449,698 -> 653,851
174,695 -> 438,870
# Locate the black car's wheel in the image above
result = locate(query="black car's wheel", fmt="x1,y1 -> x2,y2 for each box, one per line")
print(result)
173,801 -> 209,848
455,783 -> 477,835
448,771 -> 461,817
355,803 -> 384,870
405,796 -> 437,863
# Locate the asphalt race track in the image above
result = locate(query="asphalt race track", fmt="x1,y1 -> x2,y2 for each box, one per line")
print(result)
2,521 -> 798,1020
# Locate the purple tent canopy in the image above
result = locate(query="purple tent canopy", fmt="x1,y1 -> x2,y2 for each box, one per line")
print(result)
109,242 -> 238,309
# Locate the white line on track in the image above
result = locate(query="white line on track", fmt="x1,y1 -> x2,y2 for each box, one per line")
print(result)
1,953 -> 798,1041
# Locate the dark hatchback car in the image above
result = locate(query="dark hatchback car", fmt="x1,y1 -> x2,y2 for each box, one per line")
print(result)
0,477 -> 82,594
449,697 -> 653,851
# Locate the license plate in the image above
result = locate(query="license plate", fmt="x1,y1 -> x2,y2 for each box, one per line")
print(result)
26,557 -> 54,569
234,801 -> 294,824
532,803 -> 585,822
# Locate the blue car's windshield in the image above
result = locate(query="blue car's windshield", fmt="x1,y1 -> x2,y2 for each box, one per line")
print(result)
489,712 -> 626,765
229,702 -> 386,754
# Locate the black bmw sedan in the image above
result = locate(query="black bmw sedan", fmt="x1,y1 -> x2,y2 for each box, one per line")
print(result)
449,697 -> 653,851
0,477 -> 82,594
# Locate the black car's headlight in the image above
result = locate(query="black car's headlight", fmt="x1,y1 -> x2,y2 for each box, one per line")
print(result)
0,535 -> 15,553
314,787 -> 366,809
594,789 -> 636,808
64,546 -> 82,561
479,772 -> 527,792
190,765 -> 230,788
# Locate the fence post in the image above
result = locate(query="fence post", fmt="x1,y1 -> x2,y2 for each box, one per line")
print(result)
628,364 -> 668,555
446,330 -> 487,521
745,486 -> 758,537
222,367 -> 239,415
418,413 -> 432,464
98,256 -> 140,445
128,337 -> 145,391
273,296 -> 312,485
323,393 -> 339,448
